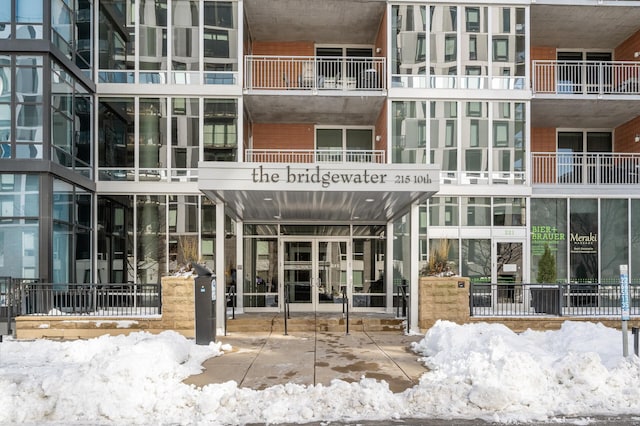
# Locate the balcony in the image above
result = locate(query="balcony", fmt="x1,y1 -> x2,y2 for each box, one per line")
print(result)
243,56 -> 386,125
532,60 -> 640,95
531,60 -> 640,128
244,55 -> 386,92
246,149 -> 385,164
532,152 -> 640,185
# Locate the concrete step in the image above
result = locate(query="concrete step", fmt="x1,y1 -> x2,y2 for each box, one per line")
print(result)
224,313 -> 406,333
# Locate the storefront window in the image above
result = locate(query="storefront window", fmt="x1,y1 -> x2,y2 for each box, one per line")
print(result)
600,199 -> 628,282
632,200 -> 640,284
569,199 -> 598,283
530,198 -> 567,283
243,238 -> 278,308
461,239 -> 491,283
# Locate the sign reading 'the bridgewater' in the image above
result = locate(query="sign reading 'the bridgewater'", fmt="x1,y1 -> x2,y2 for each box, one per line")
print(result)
200,162 -> 440,192
252,165 -> 432,188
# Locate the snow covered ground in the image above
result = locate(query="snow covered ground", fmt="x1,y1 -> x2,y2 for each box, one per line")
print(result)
1,320 -> 639,425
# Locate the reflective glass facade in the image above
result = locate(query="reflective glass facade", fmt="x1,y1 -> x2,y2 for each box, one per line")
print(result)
1,0 -> 639,322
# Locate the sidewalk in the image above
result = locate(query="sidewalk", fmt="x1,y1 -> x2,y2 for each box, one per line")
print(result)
184,330 -> 428,393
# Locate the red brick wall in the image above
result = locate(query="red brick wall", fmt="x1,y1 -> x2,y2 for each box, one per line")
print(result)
531,46 -> 557,92
375,102 -> 387,154
252,41 -> 315,56
531,127 -> 556,152
615,117 -> 640,153
375,11 -> 386,58
531,46 -> 556,61
531,127 -> 557,184
252,123 -> 314,150
615,30 -> 640,61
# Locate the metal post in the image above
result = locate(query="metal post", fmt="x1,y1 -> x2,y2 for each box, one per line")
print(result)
231,285 -> 236,320
342,286 -> 349,335
284,284 -> 289,336
623,321 -> 629,357
633,327 -> 639,357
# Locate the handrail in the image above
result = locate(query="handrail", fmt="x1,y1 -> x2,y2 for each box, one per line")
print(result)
245,148 -> 385,164
244,55 -> 386,91
283,283 -> 290,336
224,284 -> 236,336
532,60 -> 640,95
341,285 -> 349,335
398,280 -> 409,334
532,152 -> 640,185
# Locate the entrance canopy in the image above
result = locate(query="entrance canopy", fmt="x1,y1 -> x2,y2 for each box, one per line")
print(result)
198,162 -> 440,223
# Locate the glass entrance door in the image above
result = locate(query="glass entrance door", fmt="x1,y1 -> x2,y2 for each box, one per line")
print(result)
283,239 -> 349,311
317,241 -> 347,307
495,241 -> 524,303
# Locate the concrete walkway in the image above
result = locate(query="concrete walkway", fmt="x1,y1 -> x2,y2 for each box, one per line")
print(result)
184,331 -> 428,393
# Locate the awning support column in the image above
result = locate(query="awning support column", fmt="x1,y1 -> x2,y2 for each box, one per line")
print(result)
216,201 -> 226,335
410,202 -> 420,333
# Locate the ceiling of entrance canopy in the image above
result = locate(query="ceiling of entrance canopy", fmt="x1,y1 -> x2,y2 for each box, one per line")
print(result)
198,162 -> 440,223
200,188 -> 435,223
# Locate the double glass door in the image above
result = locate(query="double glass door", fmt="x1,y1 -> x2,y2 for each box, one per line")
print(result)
282,239 -> 350,311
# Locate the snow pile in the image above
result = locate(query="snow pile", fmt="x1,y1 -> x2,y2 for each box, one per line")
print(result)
0,321 -> 639,425
407,321 -> 640,422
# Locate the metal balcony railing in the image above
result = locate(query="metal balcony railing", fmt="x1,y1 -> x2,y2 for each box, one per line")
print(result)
244,55 -> 386,91
532,60 -> 640,95
532,152 -> 640,185
246,149 -> 385,163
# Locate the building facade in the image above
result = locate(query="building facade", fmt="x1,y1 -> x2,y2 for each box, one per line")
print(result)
1,0 -> 640,332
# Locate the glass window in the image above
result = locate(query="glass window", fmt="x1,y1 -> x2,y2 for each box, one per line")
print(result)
468,36 -> 477,60
172,0 -> 199,71
600,199 -> 628,282
139,0 -> 168,72
139,98 -> 168,175
493,197 -> 525,226
0,174 -> 39,278
444,35 -> 457,62
17,0 -> 43,23
530,198 -> 567,283
462,239 -> 491,282
203,99 -> 237,161
569,198 -> 598,283
493,38 -> 509,62
98,98 -> 135,178
429,197 -> 459,226
501,8 -> 511,33
171,98 -> 199,170
632,200 -> 640,284
53,179 -> 73,222
461,197 -> 490,226
97,195 -> 134,283
204,1 -> 238,72
346,129 -> 373,151
137,195 -> 167,284
493,122 -> 509,147
465,7 -> 480,32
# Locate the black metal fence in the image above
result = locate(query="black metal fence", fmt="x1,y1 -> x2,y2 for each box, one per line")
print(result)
16,282 -> 161,317
470,283 -> 640,317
